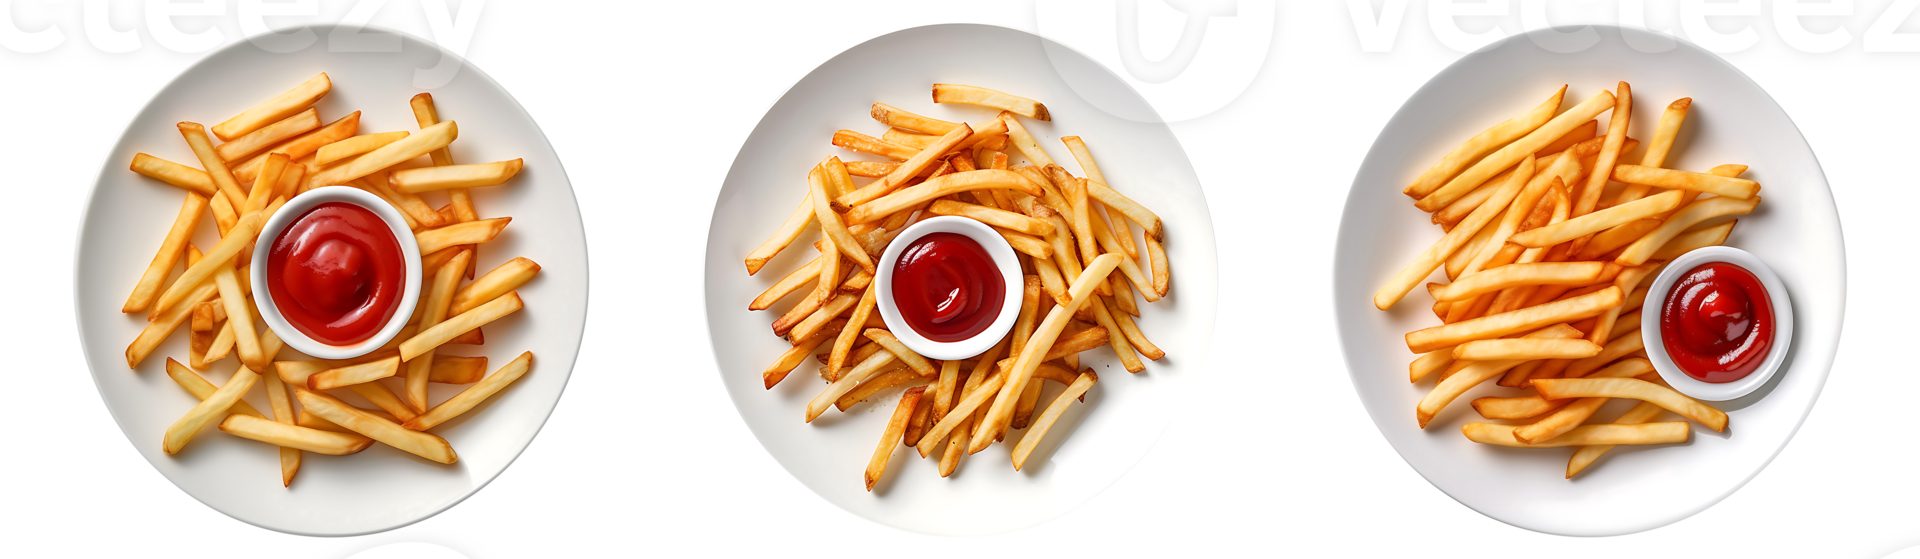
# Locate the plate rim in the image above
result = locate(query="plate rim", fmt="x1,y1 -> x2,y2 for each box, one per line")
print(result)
1330,23 -> 1847,536
699,22 -> 1221,535
71,22 -> 591,537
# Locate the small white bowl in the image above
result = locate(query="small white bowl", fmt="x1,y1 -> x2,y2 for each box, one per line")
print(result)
1640,246 -> 1793,401
250,186 -> 423,360
873,216 -> 1024,360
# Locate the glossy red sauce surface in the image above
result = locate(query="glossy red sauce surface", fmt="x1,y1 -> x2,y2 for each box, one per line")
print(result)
890,232 -> 1005,342
1659,262 -> 1774,383
267,202 -> 406,346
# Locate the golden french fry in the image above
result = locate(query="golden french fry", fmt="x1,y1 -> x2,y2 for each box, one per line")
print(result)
1405,86 -> 1564,199
1416,90 -> 1615,212
315,131 -> 410,166
212,266 -> 266,371
871,101 -> 960,134
261,369 -> 301,485
928,200 -> 1053,236
1462,422 -> 1689,447
866,386 -> 925,491
832,130 -> 917,160
430,355 -> 488,384
1567,400 -> 1668,478
407,250 -> 469,411
807,348 -> 900,422
1652,221 -> 1735,261
308,120 -> 457,190
391,159 -> 524,193
213,73 -> 330,141
1571,81 -> 1632,219
837,126 -> 975,210
1612,165 -> 1759,199
405,352 -> 533,431
1618,197 -> 1761,267
809,163 -> 877,272
843,170 -> 1044,225
152,211 -> 263,318
916,366 -> 1008,458
416,217 -> 509,255
130,153 -> 217,197
1012,370 -> 1096,470
1082,178 -> 1163,242
1532,377 -> 1728,431
296,388 -> 456,463
216,107 -> 319,163
232,111 -> 361,183
1573,218 -> 1662,260
1566,329 -> 1645,378
164,358 -> 265,418
1508,190 -> 1684,248
1425,262 -> 1605,302
178,121 -> 248,209
1452,338 -> 1602,361
163,366 -> 259,454
128,280 -> 218,368
450,257 -> 541,316
1405,287 -> 1620,354
1610,98 -> 1692,206
220,414 -> 374,455
124,193 -> 208,313
932,83 -> 1048,120
308,355 -> 401,391
401,291 -> 522,361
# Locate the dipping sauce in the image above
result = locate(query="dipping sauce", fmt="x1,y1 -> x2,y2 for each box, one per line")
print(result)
890,232 -> 1005,342
266,202 -> 406,346
1659,262 -> 1774,383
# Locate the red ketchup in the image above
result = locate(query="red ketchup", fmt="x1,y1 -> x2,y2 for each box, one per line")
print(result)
890,232 -> 1005,342
266,202 -> 406,346
1658,262 -> 1774,383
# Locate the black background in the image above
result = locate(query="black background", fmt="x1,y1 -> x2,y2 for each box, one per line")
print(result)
22,1 -> 1912,557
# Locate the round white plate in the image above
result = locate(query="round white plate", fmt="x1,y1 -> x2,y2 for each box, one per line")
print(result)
704,24 -> 1217,536
1333,25 -> 1844,536
75,25 -> 588,536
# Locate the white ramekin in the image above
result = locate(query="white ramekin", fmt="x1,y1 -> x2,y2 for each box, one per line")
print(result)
873,216 -> 1024,360
249,186 -> 423,360
1640,246 -> 1793,401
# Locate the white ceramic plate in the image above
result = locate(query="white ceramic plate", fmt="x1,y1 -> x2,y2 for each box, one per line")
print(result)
1333,26 -> 1844,536
75,25 -> 588,536
704,24 -> 1217,536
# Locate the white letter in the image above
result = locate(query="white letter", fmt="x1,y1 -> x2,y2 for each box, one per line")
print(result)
1775,0 -> 1853,53
145,0 -> 226,53
84,0 -> 140,53
1428,0 -> 1511,53
1865,0 -> 1920,52
415,0 -> 485,88
0,0 -> 65,53
239,0 -> 317,53
1521,0 -> 1597,53
329,0 -> 398,52
1678,0 -> 1759,53
1346,0 -> 1408,52
1619,0 -> 1678,52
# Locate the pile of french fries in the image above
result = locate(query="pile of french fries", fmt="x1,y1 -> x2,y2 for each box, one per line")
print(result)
744,84 -> 1171,489
1374,83 -> 1762,478
123,72 -> 543,485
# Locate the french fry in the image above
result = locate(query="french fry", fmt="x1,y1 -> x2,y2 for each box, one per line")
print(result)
1509,190 -> 1684,248
1652,221 -> 1735,261
212,266 -> 266,371
1452,339 -> 1602,361
1425,262 -> 1604,302
1375,156 -> 1535,310
1001,111 -> 1056,168
128,281 -> 218,368
904,388 -> 935,446
415,217 -> 510,255
843,160 -> 899,178
1082,179 -> 1163,242
1405,287 -> 1620,354
450,257 -> 541,316
216,108 -> 319,163
863,329 -> 937,377
308,120 -> 457,190
835,368 -> 922,411
213,73 -> 330,140
1416,90 -> 1615,211
427,355 -> 487,384
152,211 -> 263,318
808,163 -> 877,272
829,287 -> 878,373
1463,422 -> 1689,447
308,356 -> 401,391
178,122 -> 249,209
971,254 -> 1121,453
1566,330 -> 1645,378
130,153 -> 217,197
1584,263 -> 1662,346
1532,377 -> 1727,431
163,359 -> 265,418
406,249 -> 469,411
1611,165 -> 1759,200
1144,233 -> 1169,298
1103,296 -> 1165,360
928,200 -> 1053,236
807,348 -> 900,422
917,365 -> 1008,458
865,387 -> 925,491
124,193 -> 208,313
832,130 -> 917,160
1416,323 -> 1583,428
932,84 -> 1048,121
1567,400 -> 1668,478
1573,218 -> 1662,260
296,388 -> 456,463
871,102 -> 961,134
401,292 -> 522,361
163,366 -> 259,454
1609,98 -> 1693,206
1404,86 -> 1564,199
1012,370 -> 1097,470
405,352 -> 533,431
315,131 -> 410,166
231,111 -> 361,183
347,382 -> 420,423
843,169 -> 1043,225
391,159 -> 525,193
220,414 -> 374,456
1570,82 -> 1631,221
